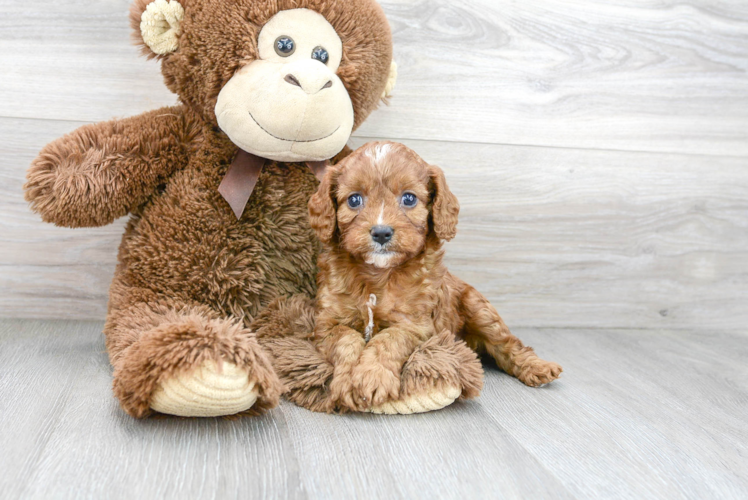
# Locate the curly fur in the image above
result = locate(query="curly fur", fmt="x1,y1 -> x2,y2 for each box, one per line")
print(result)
308,142 -> 562,411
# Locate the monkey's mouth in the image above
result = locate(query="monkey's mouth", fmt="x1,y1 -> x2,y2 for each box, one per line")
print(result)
248,111 -> 340,143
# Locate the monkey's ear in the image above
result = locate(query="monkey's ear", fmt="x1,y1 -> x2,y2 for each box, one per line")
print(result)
308,166 -> 340,245
382,60 -> 398,100
429,164 -> 459,241
131,0 -> 184,56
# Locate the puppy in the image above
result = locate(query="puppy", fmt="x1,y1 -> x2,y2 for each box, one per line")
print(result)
308,142 -> 562,411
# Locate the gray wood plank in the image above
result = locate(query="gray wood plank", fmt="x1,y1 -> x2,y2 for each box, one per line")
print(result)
0,319 -> 307,500
3,116 -> 747,330
477,328 -> 748,500
1,0 -> 747,155
278,402 -> 574,500
1,319 -> 747,499
370,0 -> 748,156
0,118 -> 124,320
0,0 -> 177,121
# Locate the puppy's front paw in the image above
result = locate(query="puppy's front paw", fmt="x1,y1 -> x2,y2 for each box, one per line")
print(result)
351,361 -> 401,409
517,359 -> 563,387
329,373 -> 358,410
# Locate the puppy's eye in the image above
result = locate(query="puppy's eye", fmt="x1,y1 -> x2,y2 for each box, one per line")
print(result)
311,46 -> 329,64
274,36 -> 296,56
347,193 -> 363,209
401,193 -> 418,207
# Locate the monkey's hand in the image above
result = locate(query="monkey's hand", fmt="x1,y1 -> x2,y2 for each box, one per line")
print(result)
25,105 -> 200,227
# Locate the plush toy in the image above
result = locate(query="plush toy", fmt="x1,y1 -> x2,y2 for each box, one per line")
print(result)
24,0 -> 398,418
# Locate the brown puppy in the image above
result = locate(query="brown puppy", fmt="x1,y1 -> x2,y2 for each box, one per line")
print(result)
308,142 -> 562,411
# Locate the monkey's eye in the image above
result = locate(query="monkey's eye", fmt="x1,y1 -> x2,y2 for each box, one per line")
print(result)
274,36 -> 296,56
401,193 -> 418,207
347,193 -> 363,209
311,46 -> 330,64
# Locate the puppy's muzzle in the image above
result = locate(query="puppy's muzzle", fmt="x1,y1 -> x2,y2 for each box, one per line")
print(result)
370,225 -> 394,245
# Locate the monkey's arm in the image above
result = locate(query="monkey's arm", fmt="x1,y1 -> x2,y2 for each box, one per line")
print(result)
24,105 -> 202,227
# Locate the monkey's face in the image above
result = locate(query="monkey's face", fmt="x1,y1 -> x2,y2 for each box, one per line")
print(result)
215,9 -> 353,162
133,0 -> 395,163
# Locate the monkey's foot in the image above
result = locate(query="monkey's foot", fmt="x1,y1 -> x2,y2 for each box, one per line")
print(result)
110,305 -> 282,418
367,330 -> 484,415
368,385 -> 461,414
150,360 -> 259,417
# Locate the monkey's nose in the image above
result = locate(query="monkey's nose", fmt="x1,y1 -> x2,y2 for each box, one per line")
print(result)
371,225 -> 394,245
284,74 -> 302,88
284,74 -> 333,93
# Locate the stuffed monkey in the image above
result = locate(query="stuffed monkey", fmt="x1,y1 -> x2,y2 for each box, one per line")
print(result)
25,0 -> 477,418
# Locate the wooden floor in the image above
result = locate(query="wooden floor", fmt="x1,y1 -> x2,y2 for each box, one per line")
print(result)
1,319 -> 746,499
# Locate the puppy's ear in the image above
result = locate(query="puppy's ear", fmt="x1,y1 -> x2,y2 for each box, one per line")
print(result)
308,166 -> 339,244
429,165 -> 459,241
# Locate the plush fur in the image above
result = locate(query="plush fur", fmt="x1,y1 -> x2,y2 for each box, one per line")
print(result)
24,0 -> 393,418
257,142 -> 562,413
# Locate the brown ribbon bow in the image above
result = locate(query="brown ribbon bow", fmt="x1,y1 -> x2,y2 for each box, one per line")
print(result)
218,149 -> 329,220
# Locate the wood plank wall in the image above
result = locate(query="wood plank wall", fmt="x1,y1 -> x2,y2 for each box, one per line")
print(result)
1,0 -> 747,330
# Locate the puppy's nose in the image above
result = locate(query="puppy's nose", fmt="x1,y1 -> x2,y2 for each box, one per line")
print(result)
371,225 -> 394,245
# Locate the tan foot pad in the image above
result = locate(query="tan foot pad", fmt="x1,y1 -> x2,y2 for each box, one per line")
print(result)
368,386 -> 461,415
150,360 -> 259,417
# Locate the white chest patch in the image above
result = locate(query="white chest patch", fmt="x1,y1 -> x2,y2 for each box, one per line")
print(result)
365,252 -> 395,268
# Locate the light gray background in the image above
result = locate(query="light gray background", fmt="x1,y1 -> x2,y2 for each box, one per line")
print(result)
1,0 -> 746,498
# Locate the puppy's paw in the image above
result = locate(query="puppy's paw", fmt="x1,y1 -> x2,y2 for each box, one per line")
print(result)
517,359 -> 563,387
351,361 -> 401,409
329,373 -> 358,410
